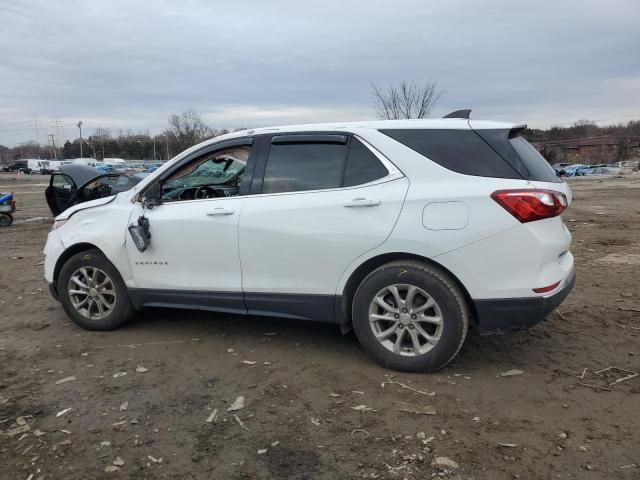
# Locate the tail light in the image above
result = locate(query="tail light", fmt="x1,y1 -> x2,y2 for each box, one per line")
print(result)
491,189 -> 567,223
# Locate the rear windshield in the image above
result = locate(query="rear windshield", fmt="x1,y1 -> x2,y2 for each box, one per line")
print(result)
380,128 -> 560,182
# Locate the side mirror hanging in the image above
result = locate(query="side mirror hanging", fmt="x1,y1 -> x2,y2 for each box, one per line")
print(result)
128,216 -> 151,252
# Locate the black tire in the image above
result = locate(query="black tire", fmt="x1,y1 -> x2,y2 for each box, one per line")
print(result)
0,214 -> 12,227
352,261 -> 469,373
58,249 -> 133,330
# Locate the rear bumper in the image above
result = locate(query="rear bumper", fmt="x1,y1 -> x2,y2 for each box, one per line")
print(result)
473,267 -> 575,335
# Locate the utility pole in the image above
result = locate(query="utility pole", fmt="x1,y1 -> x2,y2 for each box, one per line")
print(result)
48,134 -> 57,159
77,121 -> 83,158
165,135 -> 170,160
153,138 -> 156,160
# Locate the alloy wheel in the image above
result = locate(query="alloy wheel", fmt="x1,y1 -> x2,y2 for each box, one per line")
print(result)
368,283 -> 443,356
67,266 -> 116,320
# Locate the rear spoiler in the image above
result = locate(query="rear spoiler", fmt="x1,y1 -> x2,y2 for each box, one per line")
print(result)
443,109 -> 471,119
509,124 -> 528,138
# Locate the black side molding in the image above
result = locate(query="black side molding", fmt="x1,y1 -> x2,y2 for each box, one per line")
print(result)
443,109 -> 471,119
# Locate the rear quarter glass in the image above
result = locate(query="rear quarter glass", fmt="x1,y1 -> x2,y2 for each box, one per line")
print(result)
473,129 -> 561,183
380,128 -> 560,182
379,129 -> 521,179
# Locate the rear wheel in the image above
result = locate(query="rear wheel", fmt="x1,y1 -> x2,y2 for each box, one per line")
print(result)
58,249 -> 133,330
352,261 -> 469,372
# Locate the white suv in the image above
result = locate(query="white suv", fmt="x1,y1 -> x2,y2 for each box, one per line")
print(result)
44,113 -> 575,372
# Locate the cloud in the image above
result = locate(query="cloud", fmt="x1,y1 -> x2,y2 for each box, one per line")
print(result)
0,0 -> 638,146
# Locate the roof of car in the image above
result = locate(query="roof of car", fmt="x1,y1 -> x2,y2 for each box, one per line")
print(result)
202,118 -> 519,146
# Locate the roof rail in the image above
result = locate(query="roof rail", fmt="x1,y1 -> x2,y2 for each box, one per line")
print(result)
443,109 -> 471,119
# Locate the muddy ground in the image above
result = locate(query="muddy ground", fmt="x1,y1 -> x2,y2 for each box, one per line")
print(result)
0,173 -> 638,480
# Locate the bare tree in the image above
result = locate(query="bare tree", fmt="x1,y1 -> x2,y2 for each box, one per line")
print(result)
371,80 -> 445,120
164,109 -> 214,152
93,127 -> 112,159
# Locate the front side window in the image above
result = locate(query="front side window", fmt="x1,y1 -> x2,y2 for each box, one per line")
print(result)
261,137 -> 389,194
52,174 -> 76,190
161,146 -> 251,201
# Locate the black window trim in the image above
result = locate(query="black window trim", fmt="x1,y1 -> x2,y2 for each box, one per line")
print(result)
250,131 -> 403,197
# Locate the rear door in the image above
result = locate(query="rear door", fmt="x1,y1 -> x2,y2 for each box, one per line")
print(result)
238,133 -> 408,321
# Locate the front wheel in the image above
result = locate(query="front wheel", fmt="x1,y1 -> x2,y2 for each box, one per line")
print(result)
58,249 -> 133,330
0,214 -> 12,227
352,261 -> 469,373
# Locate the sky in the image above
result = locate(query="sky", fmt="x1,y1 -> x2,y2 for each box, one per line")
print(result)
0,0 -> 639,147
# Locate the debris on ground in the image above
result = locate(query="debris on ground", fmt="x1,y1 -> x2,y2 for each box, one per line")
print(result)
351,404 -> 375,412
135,365 -> 149,373
433,456 -> 459,469
498,443 -> 519,448
113,457 -> 125,466
234,415 -> 249,432
227,396 -> 245,412
104,465 -> 120,473
576,366 -> 639,391
500,369 -> 525,377
310,417 -> 320,426
257,448 -> 267,454
54,376 -> 77,385
242,360 -> 257,365
56,408 -> 72,417
119,401 -> 128,411
395,401 -> 436,415
206,409 -> 218,423
380,374 -> 435,396
112,372 -> 127,378
6,424 -> 30,437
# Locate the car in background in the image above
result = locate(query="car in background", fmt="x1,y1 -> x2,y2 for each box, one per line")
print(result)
45,164 -> 143,216
144,162 -> 165,173
551,162 -> 570,176
2,161 -> 30,173
95,164 -> 114,173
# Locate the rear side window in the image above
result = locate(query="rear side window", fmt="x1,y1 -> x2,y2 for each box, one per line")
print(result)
262,142 -> 346,194
261,137 -> 390,194
344,139 -> 389,187
380,129 -> 521,179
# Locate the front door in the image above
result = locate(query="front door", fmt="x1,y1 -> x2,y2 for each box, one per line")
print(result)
126,141 -> 255,312
45,173 -> 78,216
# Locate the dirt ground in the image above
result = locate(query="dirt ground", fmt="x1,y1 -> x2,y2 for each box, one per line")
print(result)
0,173 -> 638,480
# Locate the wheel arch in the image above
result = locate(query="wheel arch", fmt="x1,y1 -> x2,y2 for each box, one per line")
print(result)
338,252 -> 476,333
53,242 -> 105,285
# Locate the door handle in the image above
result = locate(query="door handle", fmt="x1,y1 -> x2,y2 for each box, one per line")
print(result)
206,208 -> 235,216
343,198 -> 381,208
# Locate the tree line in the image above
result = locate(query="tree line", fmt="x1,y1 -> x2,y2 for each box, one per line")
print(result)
1,84 -> 639,164
0,110 -> 243,162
